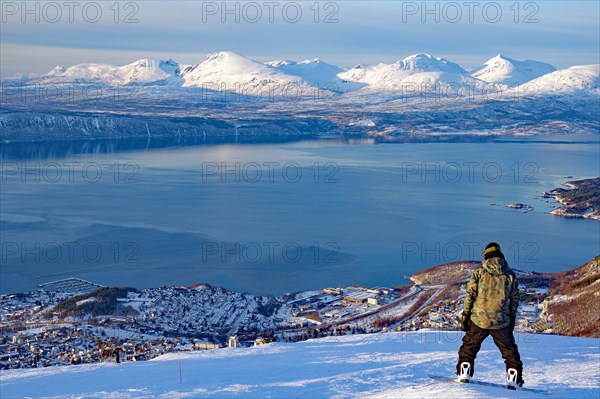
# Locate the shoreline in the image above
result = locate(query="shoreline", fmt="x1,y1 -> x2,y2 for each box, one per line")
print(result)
542,177 -> 600,221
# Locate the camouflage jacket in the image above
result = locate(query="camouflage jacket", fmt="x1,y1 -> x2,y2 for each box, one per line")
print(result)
463,257 -> 519,329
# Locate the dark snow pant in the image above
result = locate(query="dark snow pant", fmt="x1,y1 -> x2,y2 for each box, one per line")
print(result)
457,323 -> 523,382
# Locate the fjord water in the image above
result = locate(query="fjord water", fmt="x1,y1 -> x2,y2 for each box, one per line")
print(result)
1,136 -> 598,294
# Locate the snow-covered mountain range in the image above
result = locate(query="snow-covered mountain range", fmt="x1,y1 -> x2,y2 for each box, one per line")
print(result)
23,51 -> 363,95
13,51 -> 600,95
29,58 -> 185,86
2,51 -> 598,142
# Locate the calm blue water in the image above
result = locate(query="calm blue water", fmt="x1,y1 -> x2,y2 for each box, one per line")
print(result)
1,135 -> 599,294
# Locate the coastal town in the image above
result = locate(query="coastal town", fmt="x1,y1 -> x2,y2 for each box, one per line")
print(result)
3,254 -> 587,371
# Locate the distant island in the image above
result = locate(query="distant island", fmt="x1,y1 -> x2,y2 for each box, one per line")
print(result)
542,177 -> 600,220
505,203 -> 534,212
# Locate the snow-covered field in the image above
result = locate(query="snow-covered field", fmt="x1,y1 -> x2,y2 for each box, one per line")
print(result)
1,331 -> 598,398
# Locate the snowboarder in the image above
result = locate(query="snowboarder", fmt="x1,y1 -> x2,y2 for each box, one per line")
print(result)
457,242 -> 524,389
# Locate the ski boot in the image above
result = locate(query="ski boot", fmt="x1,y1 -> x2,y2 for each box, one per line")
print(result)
506,368 -> 522,390
456,362 -> 471,383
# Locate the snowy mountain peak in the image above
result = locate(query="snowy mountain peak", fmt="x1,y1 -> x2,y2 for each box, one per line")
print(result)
298,57 -> 321,64
130,58 -> 153,67
33,57 -> 183,86
338,53 -> 475,90
406,52 -> 434,59
266,57 -> 363,91
492,53 -> 512,61
398,53 -> 466,74
472,54 -> 556,86
190,51 -> 277,76
180,51 -> 308,93
488,53 -> 525,66
265,59 -> 295,67
266,57 -> 325,67
203,51 -> 255,65
49,65 -> 66,75
206,50 -> 238,59
119,58 -> 183,82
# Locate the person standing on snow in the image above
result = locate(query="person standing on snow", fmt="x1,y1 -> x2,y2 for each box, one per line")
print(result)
114,344 -> 123,364
456,242 -> 524,389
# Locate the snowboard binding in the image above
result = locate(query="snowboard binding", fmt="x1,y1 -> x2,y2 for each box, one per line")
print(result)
457,362 -> 471,383
506,368 -> 521,390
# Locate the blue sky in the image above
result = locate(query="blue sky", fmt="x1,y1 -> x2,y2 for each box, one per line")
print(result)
1,1 -> 599,77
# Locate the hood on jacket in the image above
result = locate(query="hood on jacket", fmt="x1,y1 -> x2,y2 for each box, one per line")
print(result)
481,257 -> 510,275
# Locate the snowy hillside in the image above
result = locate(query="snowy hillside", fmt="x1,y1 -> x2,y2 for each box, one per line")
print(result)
337,53 -> 481,91
516,64 -> 600,95
471,54 -> 556,87
1,331 -> 598,398
25,52 -> 329,96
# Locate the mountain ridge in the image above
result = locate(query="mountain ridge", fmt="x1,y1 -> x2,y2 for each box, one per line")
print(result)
2,51 -> 598,142
10,51 -> 598,95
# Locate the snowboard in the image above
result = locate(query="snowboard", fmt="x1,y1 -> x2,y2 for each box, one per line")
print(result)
428,374 -> 552,395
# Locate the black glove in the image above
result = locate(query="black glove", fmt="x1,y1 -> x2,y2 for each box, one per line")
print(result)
461,312 -> 471,332
509,315 -> 516,331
